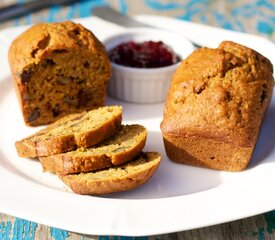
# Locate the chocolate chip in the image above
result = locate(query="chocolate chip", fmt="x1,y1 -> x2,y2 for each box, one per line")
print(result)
78,90 -> 92,107
28,108 -> 40,122
261,84 -> 267,104
83,61 -> 90,68
76,79 -> 84,84
52,105 -> 60,117
195,86 -> 205,94
53,49 -> 68,54
72,28 -> 80,35
224,91 -> 232,102
45,59 -> 56,66
20,70 -> 33,84
31,48 -> 39,58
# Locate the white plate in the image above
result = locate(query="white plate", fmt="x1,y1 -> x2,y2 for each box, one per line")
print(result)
0,16 -> 275,237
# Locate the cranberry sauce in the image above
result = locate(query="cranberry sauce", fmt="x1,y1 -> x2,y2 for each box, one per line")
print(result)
109,41 -> 181,68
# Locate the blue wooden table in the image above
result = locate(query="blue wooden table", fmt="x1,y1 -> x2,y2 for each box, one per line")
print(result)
0,0 -> 275,239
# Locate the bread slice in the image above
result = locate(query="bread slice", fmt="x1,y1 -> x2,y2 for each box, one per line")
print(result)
59,152 -> 161,195
39,124 -> 147,174
15,106 -> 122,158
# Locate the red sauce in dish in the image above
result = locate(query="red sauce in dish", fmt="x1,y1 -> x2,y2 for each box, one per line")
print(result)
109,41 -> 181,68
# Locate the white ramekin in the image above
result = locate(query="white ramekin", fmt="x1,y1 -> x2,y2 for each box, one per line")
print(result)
103,28 -> 195,104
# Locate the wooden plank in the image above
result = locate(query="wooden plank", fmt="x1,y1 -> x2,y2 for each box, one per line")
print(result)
1,212 -> 275,239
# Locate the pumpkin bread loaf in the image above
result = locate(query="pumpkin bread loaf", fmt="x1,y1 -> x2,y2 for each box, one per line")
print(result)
8,21 -> 111,126
15,106 -> 122,158
59,152 -> 161,195
39,124 -> 147,175
161,41 -> 274,171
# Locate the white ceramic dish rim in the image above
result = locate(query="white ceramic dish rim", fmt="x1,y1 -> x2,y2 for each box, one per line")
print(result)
109,61 -> 181,74
0,15 -> 274,237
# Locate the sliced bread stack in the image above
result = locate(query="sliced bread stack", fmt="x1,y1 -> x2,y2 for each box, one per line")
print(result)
15,106 -> 161,195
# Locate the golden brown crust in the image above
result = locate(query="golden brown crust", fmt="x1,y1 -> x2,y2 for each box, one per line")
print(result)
8,21 -> 111,126
15,106 -> 122,157
161,41 -> 274,171
59,152 -> 161,195
162,134 -> 253,171
39,124 -> 147,174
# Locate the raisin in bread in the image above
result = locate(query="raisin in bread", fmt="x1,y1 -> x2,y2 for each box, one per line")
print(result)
39,124 -> 147,174
16,106 -> 122,158
161,41 -> 274,171
8,21 -> 111,126
60,152 -> 161,195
